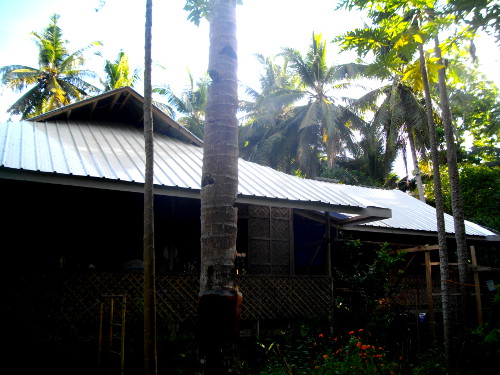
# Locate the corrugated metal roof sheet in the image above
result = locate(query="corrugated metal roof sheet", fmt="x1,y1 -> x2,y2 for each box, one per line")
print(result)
0,120 -> 387,217
0,120 -> 495,238
30,86 -> 204,147
336,184 -> 495,237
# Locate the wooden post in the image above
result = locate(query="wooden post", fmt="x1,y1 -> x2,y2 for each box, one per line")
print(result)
425,251 -> 436,344
325,212 -> 333,334
325,212 -> 331,277
470,246 -> 483,325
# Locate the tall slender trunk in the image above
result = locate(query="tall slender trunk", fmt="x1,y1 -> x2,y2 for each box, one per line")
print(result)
408,126 -> 425,202
384,80 -> 399,178
198,0 -> 241,373
418,40 -> 451,367
143,1 -> 157,374
434,36 -> 469,326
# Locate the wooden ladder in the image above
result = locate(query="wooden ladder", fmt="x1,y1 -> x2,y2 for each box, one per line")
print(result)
98,295 -> 126,375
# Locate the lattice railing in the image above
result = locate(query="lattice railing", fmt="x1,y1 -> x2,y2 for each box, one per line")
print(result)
8,272 -> 333,331
390,276 -> 461,312
8,270 -> 471,341
237,276 -> 332,320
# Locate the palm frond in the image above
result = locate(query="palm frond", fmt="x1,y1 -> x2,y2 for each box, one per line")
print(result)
7,84 -> 44,119
349,85 -> 390,113
0,65 -> 41,91
331,63 -> 369,81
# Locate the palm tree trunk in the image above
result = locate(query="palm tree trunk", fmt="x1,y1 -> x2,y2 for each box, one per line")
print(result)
198,0 -> 242,373
383,80 -> 399,178
407,127 -> 425,202
143,1 -> 157,374
434,36 -> 469,327
418,40 -> 451,367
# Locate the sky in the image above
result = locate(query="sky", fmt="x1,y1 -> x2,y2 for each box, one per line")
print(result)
1,0 -> 499,176
0,0 -> 371,110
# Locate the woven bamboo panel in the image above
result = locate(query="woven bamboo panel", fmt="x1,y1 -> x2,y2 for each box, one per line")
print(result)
250,205 -> 271,218
250,217 -> 270,238
250,240 -> 270,263
247,205 -> 292,275
271,207 -> 289,219
272,219 -> 290,240
271,241 -> 290,265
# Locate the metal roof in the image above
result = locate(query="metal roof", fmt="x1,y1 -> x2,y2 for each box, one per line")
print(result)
335,184 -> 496,237
30,86 -> 203,147
0,120 -> 390,220
0,86 -> 495,239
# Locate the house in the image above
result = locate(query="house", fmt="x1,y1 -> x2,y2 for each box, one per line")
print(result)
1,87 -> 497,346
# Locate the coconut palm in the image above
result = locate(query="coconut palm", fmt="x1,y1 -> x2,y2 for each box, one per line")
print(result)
102,50 -> 140,91
239,53 -> 303,174
337,20 -> 434,197
336,3 -> 452,363
279,33 -> 368,176
350,79 -> 430,196
0,14 -> 101,119
433,28 -> 470,331
185,0 -> 241,372
153,70 -> 208,139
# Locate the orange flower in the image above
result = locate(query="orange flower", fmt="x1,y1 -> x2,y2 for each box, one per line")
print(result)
349,330 -> 355,334
372,354 -> 383,358
356,341 -> 361,348
358,328 -> 364,332
361,345 -> 367,350
378,347 -> 383,350
318,333 -> 324,338
323,354 -> 328,360
334,337 -> 338,341
399,355 -> 403,361
366,345 -> 371,349
314,366 -> 319,371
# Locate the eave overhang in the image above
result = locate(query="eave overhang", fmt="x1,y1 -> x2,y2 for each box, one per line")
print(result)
0,167 -> 391,222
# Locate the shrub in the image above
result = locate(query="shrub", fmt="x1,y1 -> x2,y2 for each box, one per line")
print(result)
313,328 -> 401,374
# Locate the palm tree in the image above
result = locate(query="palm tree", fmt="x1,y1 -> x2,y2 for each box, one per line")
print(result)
102,50 -> 140,91
280,33 -> 367,176
336,22 -> 431,198
239,53 -> 303,174
433,30 -> 470,327
153,70 -> 208,139
351,80 -> 429,197
410,10 -> 454,365
0,14 -> 101,119
185,0 -> 241,373
337,1 -> 452,365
